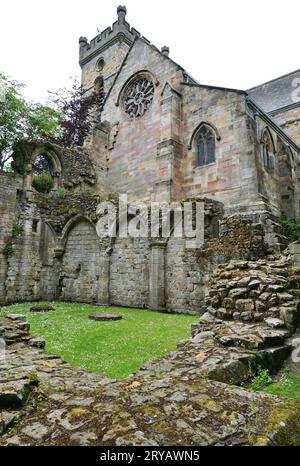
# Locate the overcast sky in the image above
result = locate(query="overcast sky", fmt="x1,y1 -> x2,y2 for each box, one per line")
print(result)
1,0 -> 299,102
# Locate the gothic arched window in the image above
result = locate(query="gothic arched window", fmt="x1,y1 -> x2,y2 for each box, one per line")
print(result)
261,128 -> 275,172
196,125 -> 216,166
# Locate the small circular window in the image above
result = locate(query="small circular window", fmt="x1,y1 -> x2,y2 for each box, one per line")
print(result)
123,76 -> 155,119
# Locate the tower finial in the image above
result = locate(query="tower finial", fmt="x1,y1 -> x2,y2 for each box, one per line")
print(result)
79,36 -> 88,51
117,5 -> 127,23
161,46 -> 170,57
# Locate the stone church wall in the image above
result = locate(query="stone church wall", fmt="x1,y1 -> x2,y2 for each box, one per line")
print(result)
100,38 -> 183,202
254,115 -> 299,219
271,106 -> 300,146
182,85 -> 259,214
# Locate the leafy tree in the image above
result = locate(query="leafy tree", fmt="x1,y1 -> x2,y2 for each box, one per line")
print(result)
0,73 -> 61,170
0,74 -> 104,171
32,154 -> 53,175
48,79 -> 105,148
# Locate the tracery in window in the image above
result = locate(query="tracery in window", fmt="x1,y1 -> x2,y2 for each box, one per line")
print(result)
196,125 -> 216,166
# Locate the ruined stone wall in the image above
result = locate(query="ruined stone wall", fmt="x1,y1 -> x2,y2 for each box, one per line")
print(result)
1,184 -> 114,305
205,258 -> 298,327
60,219 -> 101,303
165,215 -> 269,314
4,191 -> 46,304
0,173 -> 21,304
165,238 -> 206,314
0,171 -> 276,314
109,237 -> 150,308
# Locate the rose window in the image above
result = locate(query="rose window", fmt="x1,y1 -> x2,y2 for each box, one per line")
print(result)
123,77 -> 154,118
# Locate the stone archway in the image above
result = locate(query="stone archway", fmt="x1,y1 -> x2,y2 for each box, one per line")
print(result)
61,218 -> 100,303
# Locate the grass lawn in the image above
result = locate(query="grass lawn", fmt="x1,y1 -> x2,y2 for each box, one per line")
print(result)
0,302 -> 197,379
263,373 -> 300,401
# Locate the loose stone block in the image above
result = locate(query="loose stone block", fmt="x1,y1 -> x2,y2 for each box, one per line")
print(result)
248,280 -> 261,289
223,298 -> 234,309
28,337 -> 45,349
30,306 -> 55,313
89,313 -> 123,321
235,299 -> 255,313
228,288 -> 248,299
255,300 -> 266,312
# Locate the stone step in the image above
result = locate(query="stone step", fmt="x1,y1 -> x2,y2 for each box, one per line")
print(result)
258,345 -> 292,373
3,332 -> 31,346
0,378 -> 37,409
217,328 -> 289,351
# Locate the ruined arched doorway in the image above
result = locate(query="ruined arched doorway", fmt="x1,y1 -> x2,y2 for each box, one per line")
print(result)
61,218 -> 100,303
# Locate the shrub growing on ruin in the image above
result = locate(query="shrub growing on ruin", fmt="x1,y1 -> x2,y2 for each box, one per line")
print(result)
32,173 -> 53,193
280,215 -> 300,243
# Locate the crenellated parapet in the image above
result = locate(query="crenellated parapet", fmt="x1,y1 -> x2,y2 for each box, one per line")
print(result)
79,6 -> 141,68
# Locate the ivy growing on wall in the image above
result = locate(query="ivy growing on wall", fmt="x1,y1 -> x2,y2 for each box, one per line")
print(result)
12,224 -> 24,237
3,242 -> 14,257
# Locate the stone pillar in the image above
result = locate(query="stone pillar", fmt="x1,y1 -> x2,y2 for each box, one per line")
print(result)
96,248 -> 111,305
149,242 -> 166,311
154,82 -> 183,202
289,242 -> 300,267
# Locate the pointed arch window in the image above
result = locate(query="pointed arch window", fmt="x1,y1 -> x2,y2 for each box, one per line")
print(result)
196,125 -> 216,166
261,128 -> 275,172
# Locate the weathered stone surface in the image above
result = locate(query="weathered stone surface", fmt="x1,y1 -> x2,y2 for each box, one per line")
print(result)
30,306 -> 55,313
89,313 -> 123,322
235,299 -> 255,313
0,311 -> 300,446
0,412 -> 19,435
6,315 -> 26,322
0,380 -> 34,409
28,337 -> 46,349
265,318 -> 285,328
228,288 -> 248,299
21,423 -> 49,441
